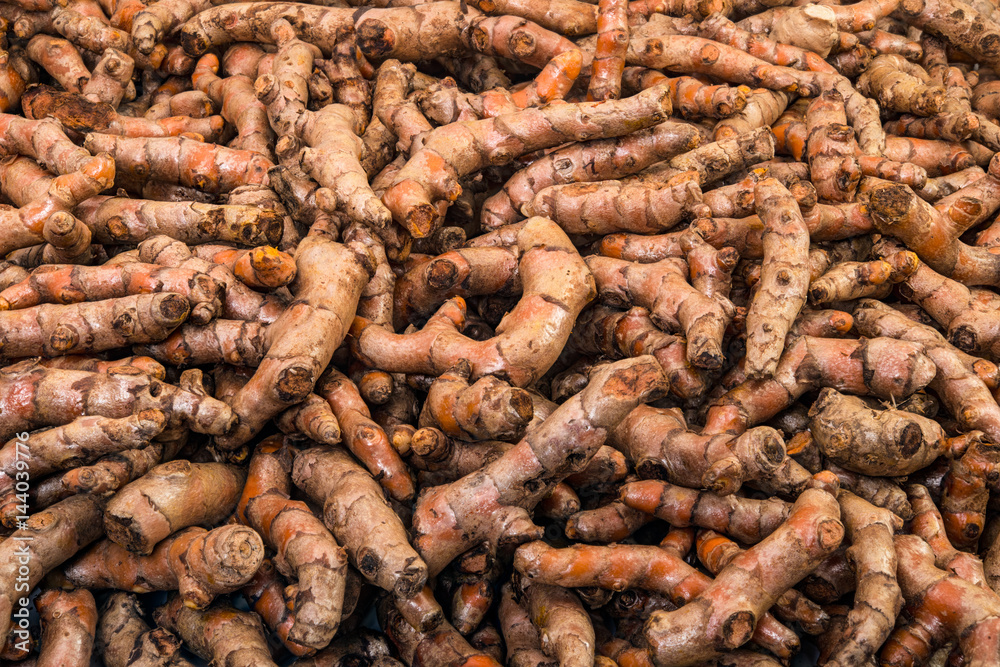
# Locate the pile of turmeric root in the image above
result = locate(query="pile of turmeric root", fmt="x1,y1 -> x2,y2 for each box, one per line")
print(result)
6,0 -> 1000,665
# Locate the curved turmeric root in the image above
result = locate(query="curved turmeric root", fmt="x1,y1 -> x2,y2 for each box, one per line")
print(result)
34,588 -> 97,667
217,232 -> 375,448
610,404 -> 786,495
514,541 -> 800,661
569,304 -> 708,401
154,596 -> 278,667
695,531 -> 829,636
619,479 -> 791,544
908,484 -> 987,586
704,336 -> 937,436
808,250 -> 919,304
868,175 -> 1000,287
352,218 -> 594,387
292,445 -> 428,599
853,300 -> 1000,444
412,356 -> 667,575
0,494 -> 104,649
236,438 -> 347,647
481,121 -> 701,230
588,256 -> 732,370
378,595 -> 502,667
419,360 -> 533,441
520,581 -> 594,667
64,525 -> 264,608
821,490 -> 903,667
880,534 -> 1000,667
97,593 -> 193,667
103,460 -> 246,555
644,485 -> 843,667
381,85 -> 672,237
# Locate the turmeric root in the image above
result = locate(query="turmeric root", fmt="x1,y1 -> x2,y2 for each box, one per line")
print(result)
381,84 -> 672,237
743,178 -> 809,379
154,595 -> 278,667
0,262 -> 222,324
569,304 -> 708,401
588,256 -> 732,370
481,121 -> 702,230
83,133 -> 272,195
34,588 -> 97,667
703,335 -> 937,437
808,250 -> 919,304
881,534 -> 1000,667
644,485 -> 843,666
619,479 -> 791,544
820,490 -> 903,667
908,483 -> 987,586
610,404 -> 786,495
412,356 -> 667,575
64,525 -> 264,608
419,360 -> 533,442
695,531 -> 830,636
378,594 -> 502,667
97,593 -> 193,667
292,445 -> 428,599
565,497 -> 654,543
588,0 -> 628,101
315,368 -> 415,502
236,437 -> 348,647
513,541 -> 800,660
217,232 -> 374,448
351,218 -> 594,387
0,494 -> 104,651
103,460 -> 245,555
519,581 -> 595,667
0,410 -> 164,500
808,388 -> 964,476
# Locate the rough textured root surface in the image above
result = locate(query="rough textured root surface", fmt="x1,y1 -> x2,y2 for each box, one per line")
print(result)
34,588 -> 98,667
520,581 -> 595,667
64,525 -> 265,609
96,593 -> 193,667
644,486 -> 844,666
381,85 -> 673,237
881,535 -> 1000,667
351,217 -> 595,387
743,177 -> 809,379
292,444 -> 428,599
216,233 -> 374,449
587,256 -> 733,370
0,494 -> 105,647
236,437 -> 348,647
618,478 -> 792,544
610,404 -> 787,495
154,596 -> 278,667
315,367 -> 415,501
103,460 -> 246,555
808,388 -> 954,476
412,356 -> 668,575
0,410 -> 166,491
821,490 -> 902,667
